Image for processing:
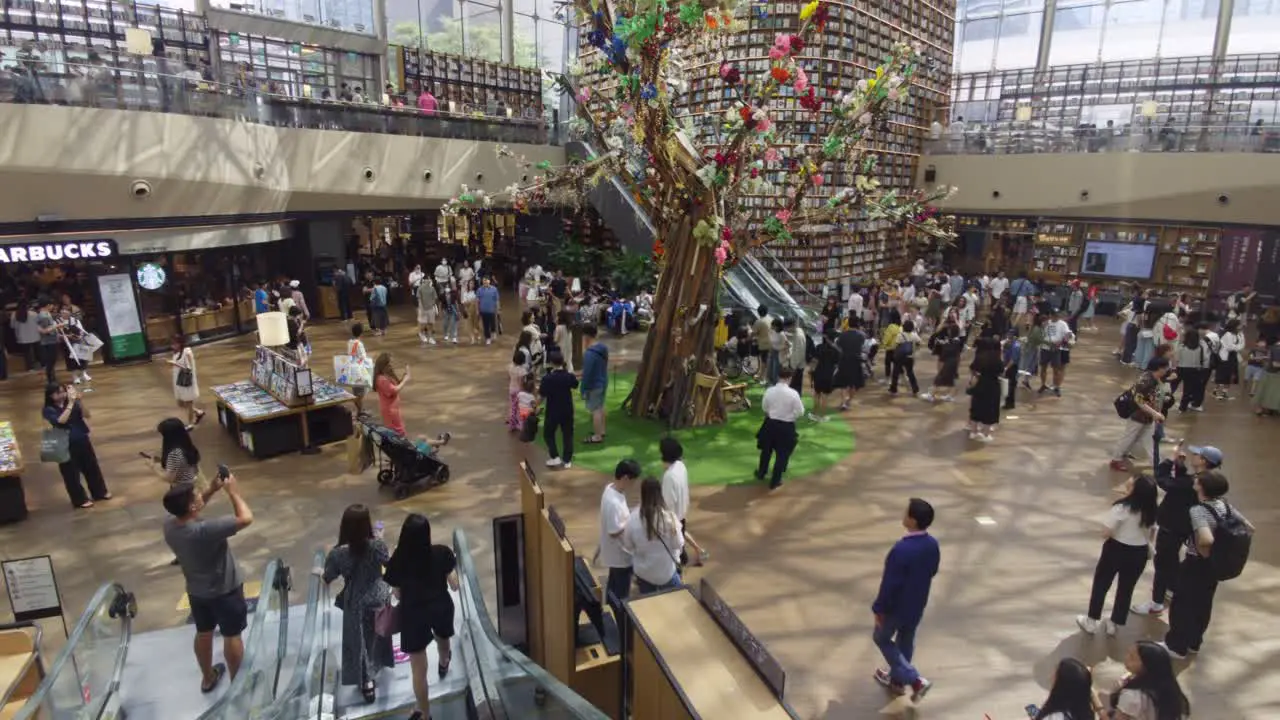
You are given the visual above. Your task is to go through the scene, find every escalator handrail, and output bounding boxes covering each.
[11,582,134,720]
[451,529,609,719]
[259,551,326,720]
[566,140,658,239]
[195,557,287,719]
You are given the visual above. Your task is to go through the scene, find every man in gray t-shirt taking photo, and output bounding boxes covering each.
[163,470,254,694]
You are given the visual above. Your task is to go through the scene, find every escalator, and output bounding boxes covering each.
[564,140,814,323]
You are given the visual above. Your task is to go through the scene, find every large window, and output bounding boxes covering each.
[210,0,375,35]
[217,33,378,99]
[954,0,1045,73]
[1228,0,1280,54]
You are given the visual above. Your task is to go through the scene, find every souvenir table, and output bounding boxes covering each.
[212,378,355,459]
[0,421,27,524]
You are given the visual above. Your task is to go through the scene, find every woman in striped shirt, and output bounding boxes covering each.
[151,417,202,488]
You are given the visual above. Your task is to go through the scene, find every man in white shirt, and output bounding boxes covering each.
[660,437,706,566]
[847,288,865,324]
[756,367,805,490]
[599,459,640,601]
[457,259,475,290]
[408,264,425,297]
[433,259,452,288]
[989,271,1009,303]
[1039,309,1074,397]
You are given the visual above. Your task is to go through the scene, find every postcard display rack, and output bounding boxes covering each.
[402,48,543,116]
[578,0,953,294]
[212,346,355,459]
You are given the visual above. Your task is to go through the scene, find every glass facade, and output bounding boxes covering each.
[217,32,378,98]
[955,0,1231,71]
[209,0,376,36]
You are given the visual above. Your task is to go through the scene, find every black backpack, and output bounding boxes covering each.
[1203,501,1252,581]
[1114,386,1137,419]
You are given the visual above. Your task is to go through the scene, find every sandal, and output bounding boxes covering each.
[583,436,604,444]
[361,680,376,703]
[438,654,451,678]
[194,410,206,425]
[201,663,226,693]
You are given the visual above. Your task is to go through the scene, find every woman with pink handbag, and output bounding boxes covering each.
[322,504,394,703]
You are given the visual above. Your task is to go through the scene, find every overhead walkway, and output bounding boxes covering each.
[12,533,604,720]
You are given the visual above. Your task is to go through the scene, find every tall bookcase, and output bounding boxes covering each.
[400,48,543,118]
[579,0,955,294]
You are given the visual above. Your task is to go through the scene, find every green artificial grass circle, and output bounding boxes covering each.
[568,372,855,485]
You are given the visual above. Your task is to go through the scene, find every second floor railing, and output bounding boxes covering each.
[924,123,1280,156]
[0,59,561,146]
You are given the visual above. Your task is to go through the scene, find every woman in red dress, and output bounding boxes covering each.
[373,353,410,436]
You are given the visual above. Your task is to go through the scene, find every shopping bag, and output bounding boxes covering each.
[333,355,373,387]
[374,603,400,637]
[82,332,104,353]
[40,428,71,464]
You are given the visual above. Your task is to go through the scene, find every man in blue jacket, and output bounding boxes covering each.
[580,325,609,443]
[872,497,940,702]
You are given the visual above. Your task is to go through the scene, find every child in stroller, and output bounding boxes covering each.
[364,420,452,499]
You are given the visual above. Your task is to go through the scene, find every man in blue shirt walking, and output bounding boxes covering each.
[872,497,940,702]
[580,325,609,444]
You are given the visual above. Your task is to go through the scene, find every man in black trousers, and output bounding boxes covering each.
[540,351,579,469]
[756,366,804,490]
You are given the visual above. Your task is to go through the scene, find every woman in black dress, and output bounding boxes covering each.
[811,329,842,419]
[967,337,1004,442]
[833,316,867,411]
[820,296,842,334]
[922,318,963,402]
[385,513,459,720]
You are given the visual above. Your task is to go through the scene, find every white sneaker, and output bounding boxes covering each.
[418,332,427,343]
[1076,615,1099,635]
[82,372,92,382]
[968,432,981,440]
[485,339,492,346]
[976,433,994,443]
[562,462,572,469]
[1131,601,1165,615]
[451,337,459,344]
[919,392,935,402]
[545,458,563,468]
[73,375,82,384]
[428,337,437,345]
[939,394,954,402]
[1103,619,1118,637]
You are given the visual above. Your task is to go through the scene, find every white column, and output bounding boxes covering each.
[1035,0,1057,73]
[501,0,515,64]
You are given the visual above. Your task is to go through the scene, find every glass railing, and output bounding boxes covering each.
[12,583,136,720]
[453,529,609,719]
[259,551,330,720]
[198,558,291,719]
[0,61,559,146]
[923,125,1280,156]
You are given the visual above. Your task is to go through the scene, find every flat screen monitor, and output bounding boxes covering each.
[1081,241,1156,279]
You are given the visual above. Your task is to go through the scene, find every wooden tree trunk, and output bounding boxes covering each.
[625,199,721,428]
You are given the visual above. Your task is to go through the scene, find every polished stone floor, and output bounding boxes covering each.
[1,306,1276,719]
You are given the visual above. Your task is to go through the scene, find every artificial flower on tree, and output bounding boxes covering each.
[443,0,956,427]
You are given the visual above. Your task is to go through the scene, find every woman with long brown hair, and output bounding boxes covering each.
[322,504,394,703]
[621,477,684,594]
[373,353,409,436]
[167,334,205,428]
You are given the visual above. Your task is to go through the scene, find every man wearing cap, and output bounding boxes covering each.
[1132,442,1222,615]
[1037,308,1074,397]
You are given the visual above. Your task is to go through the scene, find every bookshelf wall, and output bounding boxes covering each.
[578,0,956,294]
[400,47,543,117]
[0,0,209,69]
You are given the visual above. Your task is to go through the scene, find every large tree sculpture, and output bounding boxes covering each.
[443,0,956,427]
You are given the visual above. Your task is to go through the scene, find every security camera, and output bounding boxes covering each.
[130,180,152,198]
[1080,190,1089,200]
[1217,193,1229,205]
[522,174,529,182]
[253,164,265,180]
[423,170,433,182]
[362,167,375,182]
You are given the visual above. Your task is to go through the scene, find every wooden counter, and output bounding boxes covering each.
[625,588,796,720]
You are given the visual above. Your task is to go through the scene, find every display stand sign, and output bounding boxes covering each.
[3,555,68,634]
[97,273,147,359]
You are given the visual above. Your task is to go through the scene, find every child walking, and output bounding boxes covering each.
[507,350,529,432]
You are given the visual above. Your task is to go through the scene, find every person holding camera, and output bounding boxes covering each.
[42,381,111,509]
[163,467,254,694]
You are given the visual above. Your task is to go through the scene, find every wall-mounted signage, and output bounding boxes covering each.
[135,263,167,291]
[0,239,117,264]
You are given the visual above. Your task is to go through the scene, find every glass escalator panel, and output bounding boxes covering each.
[12,583,136,720]
[261,551,331,720]
[197,558,290,719]
[452,530,608,720]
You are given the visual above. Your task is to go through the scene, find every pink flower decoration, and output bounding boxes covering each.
[773,33,791,54]
[811,173,824,186]
[794,67,809,93]
[775,209,792,223]
[768,46,785,60]
[763,148,780,162]
[577,87,591,103]
[714,246,728,265]
[753,109,772,132]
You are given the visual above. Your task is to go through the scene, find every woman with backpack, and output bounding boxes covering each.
[1076,475,1157,637]
[1172,327,1209,412]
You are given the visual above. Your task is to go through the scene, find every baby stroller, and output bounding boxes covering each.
[358,417,451,499]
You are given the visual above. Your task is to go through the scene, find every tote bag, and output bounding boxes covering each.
[40,428,71,464]
[334,341,374,388]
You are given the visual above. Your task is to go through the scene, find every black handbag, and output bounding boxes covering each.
[176,368,194,388]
